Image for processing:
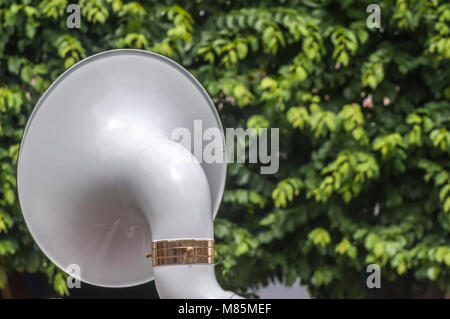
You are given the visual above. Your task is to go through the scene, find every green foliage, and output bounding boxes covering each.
[0,0,449,298]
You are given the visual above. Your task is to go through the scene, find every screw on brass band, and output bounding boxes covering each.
[149,239,215,266]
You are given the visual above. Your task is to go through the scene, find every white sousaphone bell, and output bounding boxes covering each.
[17,49,242,298]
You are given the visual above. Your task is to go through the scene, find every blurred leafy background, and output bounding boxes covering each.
[0,0,449,298]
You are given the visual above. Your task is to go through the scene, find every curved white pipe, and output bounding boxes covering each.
[122,137,241,298]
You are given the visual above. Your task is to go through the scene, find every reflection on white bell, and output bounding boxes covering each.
[17,49,241,298]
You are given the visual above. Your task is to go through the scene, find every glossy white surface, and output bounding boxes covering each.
[154,265,240,299]
[17,50,227,288]
[127,139,237,298]
[123,135,237,298]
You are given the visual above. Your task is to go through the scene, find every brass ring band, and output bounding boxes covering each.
[148,239,214,266]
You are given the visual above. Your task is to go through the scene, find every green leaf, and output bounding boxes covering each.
[406,113,422,124]
[335,238,351,254]
[53,273,69,296]
[308,228,331,247]
[262,27,274,45]
[20,65,33,83]
[4,189,15,205]
[374,242,385,257]
[236,42,248,59]
[427,266,440,281]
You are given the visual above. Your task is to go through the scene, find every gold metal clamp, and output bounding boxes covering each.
[145,239,214,266]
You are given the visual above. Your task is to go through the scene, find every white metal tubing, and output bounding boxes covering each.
[123,137,239,298]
